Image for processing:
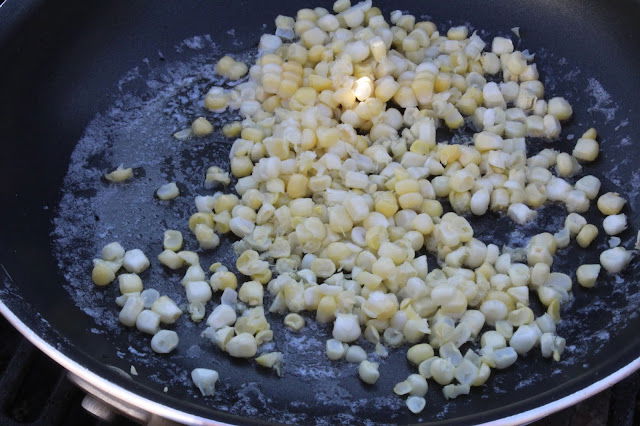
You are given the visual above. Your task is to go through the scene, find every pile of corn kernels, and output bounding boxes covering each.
[93,0,636,413]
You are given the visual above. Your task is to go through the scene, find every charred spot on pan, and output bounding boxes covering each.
[132,167,146,178]
[85,152,111,171]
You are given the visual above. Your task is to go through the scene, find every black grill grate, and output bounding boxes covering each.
[0,316,135,425]
[0,315,637,425]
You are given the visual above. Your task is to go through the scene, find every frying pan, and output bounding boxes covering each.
[1,0,640,424]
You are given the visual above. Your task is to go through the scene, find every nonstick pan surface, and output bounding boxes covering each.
[1,0,640,424]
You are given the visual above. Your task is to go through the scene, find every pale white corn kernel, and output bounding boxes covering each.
[104,165,133,182]
[333,0,350,13]
[158,250,184,270]
[530,263,550,287]
[123,249,150,273]
[226,333,258,358]
[186,281,213,304]
[195,224,220,249]
[259,34,282,53]
[229,217,255,238]
[565,190,589,213]
[555,153,575,177]
[483,82,506,108]
[101,242,125,261]
[358,360,380,384]
[495,320,514,339]
[238,281,264,306]
[119,295,144,327]
[207,304,237,329]
[554,227,570,249]
[252,325,272,347]
[565,213,587,236]
[118,274,143,294]
[481,52,501,74]
[302,27,328,47]
[191,368,219,396]
[406,396,426,414]
[470,189,490,215]
[547,97,573,120]
[220,288,237,307]
[509,325,538,355]
[343,6,365,28]
[178,251,199,266]
[188,302,206,322]
[602,214,627,236]
[333,314,361,342]
[572,138,599,162]
[157,182,180,200]
[136,309,161,335]
[255,352,283,376]
[490,347,518,369]
[439,343,463,366]
[163,230,183,251]
[454,359,479,385]
[597,192,626,216]
[345,345,368,363]
[394,380,412,396]
[491,37,514,54]
[405,373,428,396]
[141,289,160,308]
[326,338,348,360]
[151,330,179,354]
[173,128,192,141]
[576,264,600,288]
[600,247,633,273]
[546,178,572,202]
[203,326,231,350]
[284,313,306,331]
[460,310,485,337]
[407,343,435,365]
[403,319,430,343]
[575,175,601,200]
[481,330,506,349]
[430,358,455,385]
[151,296,183,324]
[495,253,512,273]
[535,313,556,334]
[507,203,536,225]
[317,14,339,31]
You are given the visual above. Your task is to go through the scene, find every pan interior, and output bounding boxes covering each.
[1,0,640,424]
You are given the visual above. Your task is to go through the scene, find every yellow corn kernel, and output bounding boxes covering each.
[215,55,235,76]
[309,74,332,91]
[222,122,242,138]
[439,144,461,165]
[213,194,239,214]
[398,193,423,210]
[421,199,443,217]
[286,174,309,198]
[231,156,253,177]
[375,192,399,217]
[241,127,264,143]
[293,87,317,106]
[434,73,452,92]
[278,79,299,99]
[188,212,214,232]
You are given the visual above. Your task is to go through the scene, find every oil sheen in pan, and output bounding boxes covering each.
[51,34,640,424]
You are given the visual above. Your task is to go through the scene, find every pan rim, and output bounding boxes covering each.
[1,299,639,425]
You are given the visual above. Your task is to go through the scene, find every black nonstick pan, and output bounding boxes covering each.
[1,0,640,424]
